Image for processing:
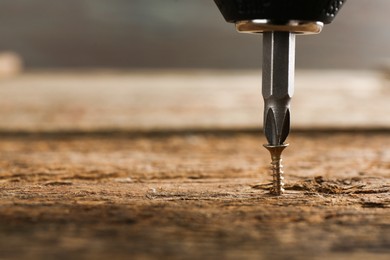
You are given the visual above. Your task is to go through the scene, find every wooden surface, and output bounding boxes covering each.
[0,132,389,259]
[0,70,389,131]
[0,70,389,259]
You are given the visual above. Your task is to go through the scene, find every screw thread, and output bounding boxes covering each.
[270,156,284,195]
[263,144,288,196]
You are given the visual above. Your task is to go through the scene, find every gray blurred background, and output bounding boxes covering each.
[0,0,389,70]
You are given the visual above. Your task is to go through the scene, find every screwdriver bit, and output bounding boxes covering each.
[262,31,294,147]
[214,0,346,195]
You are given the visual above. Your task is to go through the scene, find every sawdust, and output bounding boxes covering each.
[281,176,388,195]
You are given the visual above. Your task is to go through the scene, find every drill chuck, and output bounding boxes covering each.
[214,0,346,25]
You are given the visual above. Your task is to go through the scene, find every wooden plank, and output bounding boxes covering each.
[0,132,389,259]
[0,70,388,131]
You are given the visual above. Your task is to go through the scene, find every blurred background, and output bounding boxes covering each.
[0,0,389,131]
[0,0,389,70]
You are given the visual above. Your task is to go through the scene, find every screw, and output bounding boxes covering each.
[263,144,288,196]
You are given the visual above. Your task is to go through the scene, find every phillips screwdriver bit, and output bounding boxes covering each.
[214,0,346,195]
[262,31,294,147]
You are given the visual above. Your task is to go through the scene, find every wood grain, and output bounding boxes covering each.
[0,70,388,131]
[0,132,388,259]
